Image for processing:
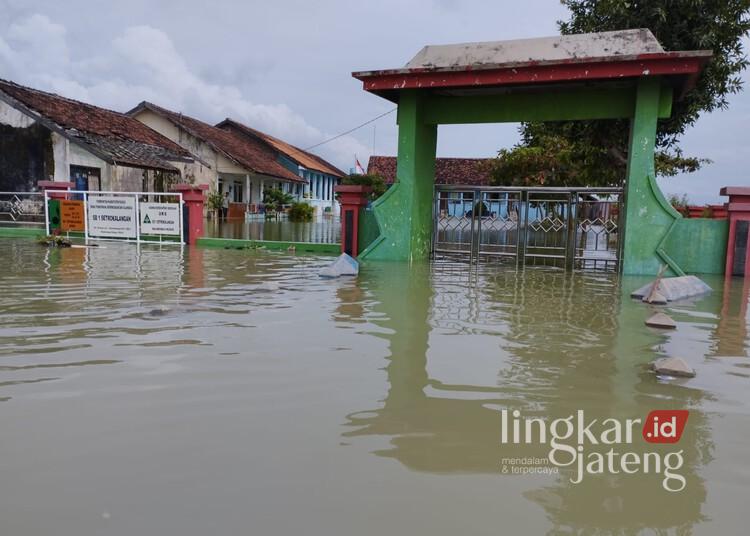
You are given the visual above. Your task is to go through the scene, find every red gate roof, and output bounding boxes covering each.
[353,30,711,103]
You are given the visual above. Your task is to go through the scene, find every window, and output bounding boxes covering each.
[234,182,243,203]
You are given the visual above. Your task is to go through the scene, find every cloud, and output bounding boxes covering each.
[0,14,367,170]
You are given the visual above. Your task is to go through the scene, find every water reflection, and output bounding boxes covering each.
[1,237,749,534]
[341,262,716,533]
[204,217,340,243]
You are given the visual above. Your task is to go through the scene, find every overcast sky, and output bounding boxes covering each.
[1,0,747,202]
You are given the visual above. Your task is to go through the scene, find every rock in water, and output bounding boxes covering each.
[631,276,711,302]
[642,291,667,305]
[651,357,695,378]
[645,312,677,329]
[320,253,359,278]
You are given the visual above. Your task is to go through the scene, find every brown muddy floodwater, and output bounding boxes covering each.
[1,237,749,535]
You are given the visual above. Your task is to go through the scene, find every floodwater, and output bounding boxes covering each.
[1,237,749,535]
[203,216,340,243]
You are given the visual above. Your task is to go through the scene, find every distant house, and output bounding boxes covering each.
[0,79,198,193]
[128,102,305,212]
[366,155,493,186]
[216,119,345,215]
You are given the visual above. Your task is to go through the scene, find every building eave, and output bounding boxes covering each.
[0,89,118,166]
[352,51,712,103]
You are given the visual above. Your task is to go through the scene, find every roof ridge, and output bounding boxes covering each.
[218,118,345,177]
[134,103,305,183]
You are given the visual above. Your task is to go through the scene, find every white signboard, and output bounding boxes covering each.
[87,195,137,238]
[140,202,181,236]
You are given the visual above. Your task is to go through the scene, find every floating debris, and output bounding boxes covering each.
[320,253,358,278]
[37,235,72,247]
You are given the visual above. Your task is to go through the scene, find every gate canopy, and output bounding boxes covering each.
[353,29,709,103]
[351,30,711,275]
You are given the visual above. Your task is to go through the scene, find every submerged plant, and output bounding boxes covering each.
[37,235,72,247]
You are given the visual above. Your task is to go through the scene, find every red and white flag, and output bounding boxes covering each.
[355,157,366,175]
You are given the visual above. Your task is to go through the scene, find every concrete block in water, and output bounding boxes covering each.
[645,312,676,329]
[642,291,667,305]
[631,276,711,302]
[320,253,359,278]
[651,357,696,378]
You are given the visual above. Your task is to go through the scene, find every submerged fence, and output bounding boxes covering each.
[433,185,623,271]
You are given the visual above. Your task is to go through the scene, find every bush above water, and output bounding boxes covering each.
[288,202,315,222]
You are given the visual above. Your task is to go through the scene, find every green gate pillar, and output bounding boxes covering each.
[359,91,437,262]
[622,78,682,275]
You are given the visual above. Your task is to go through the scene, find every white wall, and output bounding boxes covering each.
[132,109,219,189]
[0,99,35,128]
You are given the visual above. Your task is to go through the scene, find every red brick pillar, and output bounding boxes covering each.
[171,184,208,245]
[721,187,750,277]
[37,180,74,199]
[334,185,372,257]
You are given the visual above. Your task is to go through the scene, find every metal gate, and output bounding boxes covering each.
[433,186,622,271]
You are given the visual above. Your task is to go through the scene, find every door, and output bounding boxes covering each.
[70,166,101,199]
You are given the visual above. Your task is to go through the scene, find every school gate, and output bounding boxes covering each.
[433,185,622,271]
[352,30,711,275]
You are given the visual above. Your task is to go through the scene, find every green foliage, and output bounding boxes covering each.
[342,173,387,200]
[490,0,750,187]
[263,187,294,211]
[668,193,690,216]
[206,190,224,211]
[288,202,315,222]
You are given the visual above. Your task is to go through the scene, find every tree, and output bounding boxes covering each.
[263,187,293,211]
[341,173,388,200]
[490,0,750,187]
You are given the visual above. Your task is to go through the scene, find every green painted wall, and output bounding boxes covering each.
[358,207,380,254]
[197,237,340,255]
[358,78,724,275]
[659,218,728,274]
[622,79,682,275]
[0,226,44,238]
[359,91,437,262]
[424,85,672,124]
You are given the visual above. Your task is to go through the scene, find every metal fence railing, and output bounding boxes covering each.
[434,185,623,272]
[0,191,45,227]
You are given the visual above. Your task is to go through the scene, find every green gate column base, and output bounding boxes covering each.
[622,79,682,276]
[358,91,437,262]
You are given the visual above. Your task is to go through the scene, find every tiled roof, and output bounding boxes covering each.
[0,79,194,172]
[216,119,345,178]
[130,103,304,183]
[367,155,493,186]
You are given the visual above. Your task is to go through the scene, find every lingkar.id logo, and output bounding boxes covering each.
[501,409,689,492]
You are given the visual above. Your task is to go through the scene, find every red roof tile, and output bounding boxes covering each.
[0,79,193,171]
[216,119,345,178]
[367,155,493,186]
[130,102,305,183]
